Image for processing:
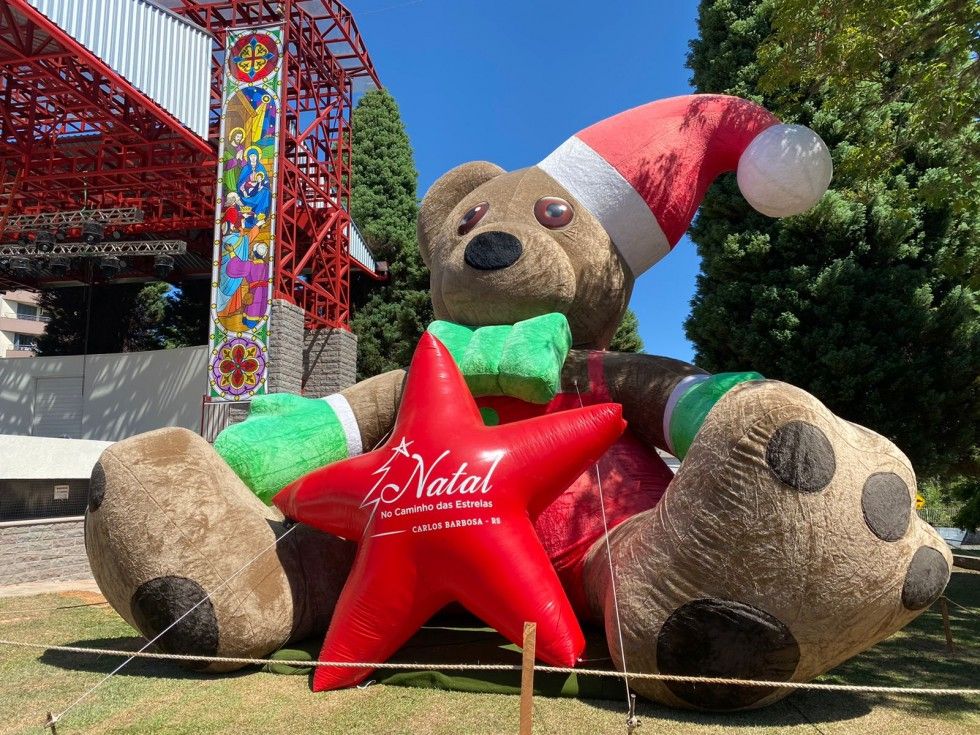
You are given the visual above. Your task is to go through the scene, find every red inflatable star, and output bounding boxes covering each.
[274,332,626,691]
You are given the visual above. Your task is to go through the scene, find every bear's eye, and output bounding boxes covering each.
[458,202,490,235]
[534,197,574,229]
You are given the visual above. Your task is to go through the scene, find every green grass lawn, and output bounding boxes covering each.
[0,571,977,735]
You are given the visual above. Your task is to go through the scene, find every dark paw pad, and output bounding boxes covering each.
[657,598,800,710]
[88,461,107,512]
[861,472,911,541]
[765,421,836,493]
[901,547,950,611]
[130,576,219,669]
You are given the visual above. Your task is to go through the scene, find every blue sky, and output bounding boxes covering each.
[349,0,701,363]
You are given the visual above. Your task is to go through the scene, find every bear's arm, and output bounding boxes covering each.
[214,370,407,503]
[561,349,707,457]
[337,368,406,452]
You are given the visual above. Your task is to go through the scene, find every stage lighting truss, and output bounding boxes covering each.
[0,240,187,258]
[1,208,144,233]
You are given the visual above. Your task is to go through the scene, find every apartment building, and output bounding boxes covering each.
[0,290,47,357]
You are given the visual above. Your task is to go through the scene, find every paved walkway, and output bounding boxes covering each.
[0,578,100,598]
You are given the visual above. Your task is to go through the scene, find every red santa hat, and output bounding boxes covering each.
[537,94,833,276]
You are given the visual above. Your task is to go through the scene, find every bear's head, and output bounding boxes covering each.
[416,95,833,350]
[418,162,632,350]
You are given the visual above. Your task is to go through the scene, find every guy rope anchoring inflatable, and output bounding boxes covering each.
[78,94,955,719]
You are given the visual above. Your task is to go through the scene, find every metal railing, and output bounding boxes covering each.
[348,220,377,273]
[918,507,964,529]
[200,397,251,443]
[14,311,49,323]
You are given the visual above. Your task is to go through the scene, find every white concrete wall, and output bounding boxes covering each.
[0,345,208,440]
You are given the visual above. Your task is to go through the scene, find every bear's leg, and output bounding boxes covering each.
[583,380,951,710]
[85,428,355,672]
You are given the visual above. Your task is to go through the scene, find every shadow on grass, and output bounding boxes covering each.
[590,692,873,727]
[38,636,256,681]
[36,573,979,723]
[592,570,980,723]
[809,570,980,718]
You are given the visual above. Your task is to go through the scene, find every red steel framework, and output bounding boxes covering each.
[0,0,381,329]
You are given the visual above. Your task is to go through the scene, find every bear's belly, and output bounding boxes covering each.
[476,393,674,619]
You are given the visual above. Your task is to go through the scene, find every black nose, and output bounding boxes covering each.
[464,231,523,270]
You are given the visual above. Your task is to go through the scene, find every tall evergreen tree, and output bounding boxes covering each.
[348,89,431,379]
[608,308,644,353]
[686,0,978,517]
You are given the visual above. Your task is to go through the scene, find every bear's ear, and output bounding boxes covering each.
[417,161,505,266]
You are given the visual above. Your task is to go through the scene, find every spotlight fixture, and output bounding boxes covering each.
[9,256,31,277]
[99,255,124,279]
[153,253,174,280]
[35,231,56,253]
[55,229,68,241]
[81,220,104,245]
[18,232,32,246]
[48,256,70,276]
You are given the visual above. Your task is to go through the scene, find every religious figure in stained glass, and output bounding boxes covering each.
[237,147,272,222]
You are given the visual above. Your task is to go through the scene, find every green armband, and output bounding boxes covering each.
[427,312,572,404]
[666,371,763,460]
[214,392,361,504]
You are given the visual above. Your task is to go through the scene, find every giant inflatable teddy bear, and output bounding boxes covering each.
[85,95,952,710]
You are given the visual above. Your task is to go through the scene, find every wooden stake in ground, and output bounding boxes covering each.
[520,622,536,735]
[939,597,955,654]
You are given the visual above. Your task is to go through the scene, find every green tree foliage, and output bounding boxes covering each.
[161,279,211,348]
[686,0,979,525]
[608,308,644,353]
[758,0,979,198]
[36,281,169,355]
[349,89,432,379]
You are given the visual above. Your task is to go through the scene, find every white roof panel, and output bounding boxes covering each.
[0,435,111,480]
[27,0,213,140]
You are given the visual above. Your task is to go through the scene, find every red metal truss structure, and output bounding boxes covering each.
[0,0,381,329]
[0,1,216,240]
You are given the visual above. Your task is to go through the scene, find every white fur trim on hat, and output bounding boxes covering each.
[538,136,670,276]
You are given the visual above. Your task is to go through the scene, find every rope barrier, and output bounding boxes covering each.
[31,524,298,730]
[942,595,976,615]
[18,426,398,733]
[1,638,978,697]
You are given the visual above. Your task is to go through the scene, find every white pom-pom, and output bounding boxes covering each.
[736,124,833,218]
